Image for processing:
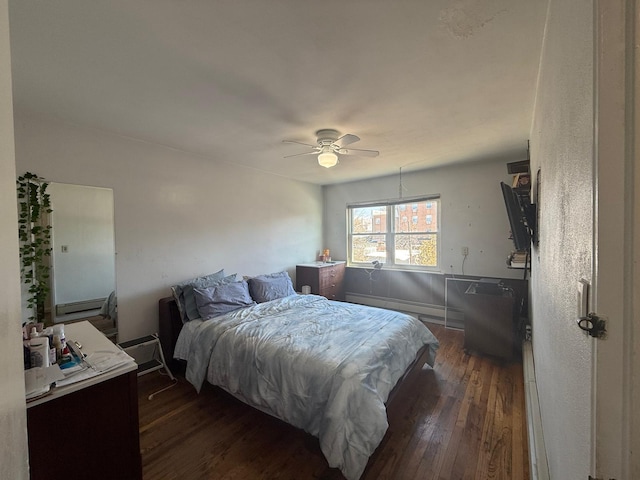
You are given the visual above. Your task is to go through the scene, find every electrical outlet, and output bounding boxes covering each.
[461,246,469,256]
[61,245,69,253]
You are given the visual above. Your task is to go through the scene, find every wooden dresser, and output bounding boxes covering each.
[296,261,345,301]
[26,321,141,480]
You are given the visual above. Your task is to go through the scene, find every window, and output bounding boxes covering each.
[348,196,440,269]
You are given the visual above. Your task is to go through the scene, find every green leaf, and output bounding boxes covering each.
[16,171,52,314]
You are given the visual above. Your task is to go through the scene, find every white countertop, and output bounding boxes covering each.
[297,261,345,268]
[26,321,137,408]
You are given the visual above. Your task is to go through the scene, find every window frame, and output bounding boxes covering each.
[347,195,441,271]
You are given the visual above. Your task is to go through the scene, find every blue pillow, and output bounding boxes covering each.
[248,271,296,303]
[183,273,237,321]
[194,280,255,318]
[170,269,227,322]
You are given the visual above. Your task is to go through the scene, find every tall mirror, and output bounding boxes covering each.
[48,183,117,341]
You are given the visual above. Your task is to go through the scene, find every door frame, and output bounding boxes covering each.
[592,0,636,478]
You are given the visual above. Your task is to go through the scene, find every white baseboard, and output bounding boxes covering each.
[523,341,550,480]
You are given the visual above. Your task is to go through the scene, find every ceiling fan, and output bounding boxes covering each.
[283,129,379,168]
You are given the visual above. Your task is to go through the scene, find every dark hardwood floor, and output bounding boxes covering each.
[137,324,529,480]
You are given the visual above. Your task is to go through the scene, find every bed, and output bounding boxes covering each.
[158,273,439,480]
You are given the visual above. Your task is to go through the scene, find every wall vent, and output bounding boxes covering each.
[55,297,105,316]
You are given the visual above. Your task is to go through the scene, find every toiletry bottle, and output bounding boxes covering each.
[30,337,50,368]
[53,324,66,351]
[53,335,62,362]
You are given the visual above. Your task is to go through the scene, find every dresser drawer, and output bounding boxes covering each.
[320,283,342,300]
[296,262,345,301]
[319,265,344,288]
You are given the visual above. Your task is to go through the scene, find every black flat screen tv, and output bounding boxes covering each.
[500,181,531,251]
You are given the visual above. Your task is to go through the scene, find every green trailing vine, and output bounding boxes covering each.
[17,172,53,323]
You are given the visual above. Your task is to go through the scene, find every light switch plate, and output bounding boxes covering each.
[577,278,590,318]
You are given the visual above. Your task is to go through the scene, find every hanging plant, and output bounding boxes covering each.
[17,172,53,323]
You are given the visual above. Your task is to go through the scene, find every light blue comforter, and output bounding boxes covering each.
[185,294,439,480]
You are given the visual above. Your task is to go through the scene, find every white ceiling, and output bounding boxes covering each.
[8,0,548,185]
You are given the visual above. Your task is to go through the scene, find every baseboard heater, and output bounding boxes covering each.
[522,341,550,480]
[56,297,105,316]
[344,293,464,326]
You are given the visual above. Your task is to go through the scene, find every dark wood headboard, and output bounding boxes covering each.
[158,296,184,371]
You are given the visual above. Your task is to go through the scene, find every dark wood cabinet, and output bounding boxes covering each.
[296,262,345,301]
[26,322,141,480]
[463,282,516,359]
[27,371,141,480]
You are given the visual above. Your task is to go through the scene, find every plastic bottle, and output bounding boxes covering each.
[30,337,50,368]
[53,335,62,362]
[53,324,66,351]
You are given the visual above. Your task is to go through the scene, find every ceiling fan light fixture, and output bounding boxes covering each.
[318,151,338,168]
[283,130,377,167]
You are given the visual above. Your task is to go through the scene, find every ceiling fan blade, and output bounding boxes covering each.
[282,140,318,149]
[283,151,319,158]
[338,147,379,157]
[333,134,360,148]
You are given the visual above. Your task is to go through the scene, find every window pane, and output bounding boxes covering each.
[348,198,439,269]
[394,234,438,266]
[351,207,387,234]
[426,201,438,232]
[395,201,438,233]
[351,235,387,263]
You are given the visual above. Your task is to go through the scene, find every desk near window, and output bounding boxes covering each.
[463,282,516,360]
[26,321,142,480]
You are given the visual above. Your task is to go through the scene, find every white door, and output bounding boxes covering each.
[592,1,637,478]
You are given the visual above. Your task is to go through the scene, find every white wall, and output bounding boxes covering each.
[323,158,527,280]
[529,0,593,478]
[0,0,29,476]
[13,112,323,341]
